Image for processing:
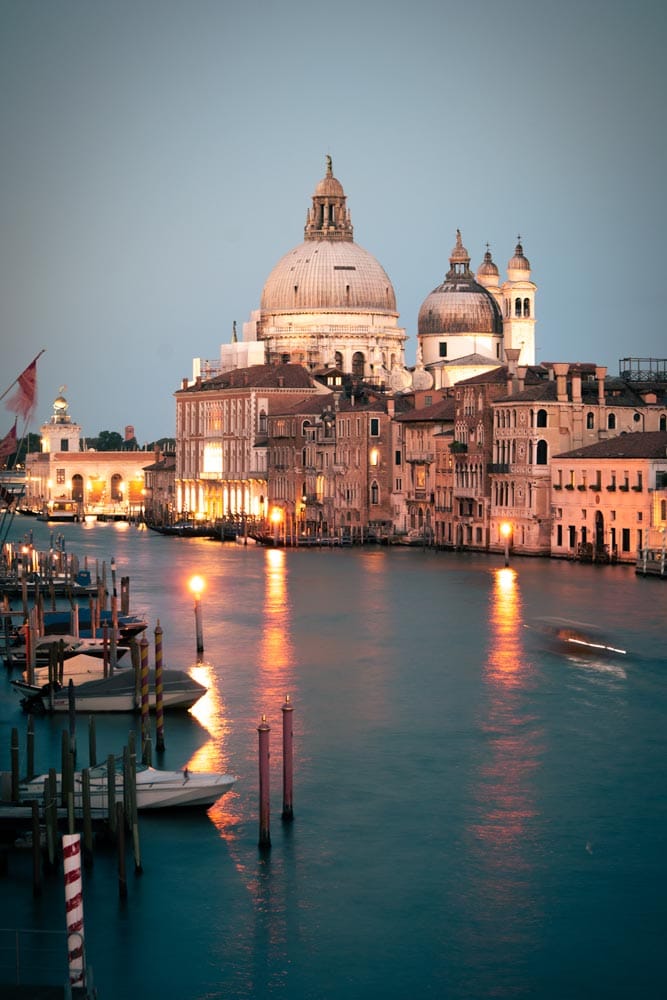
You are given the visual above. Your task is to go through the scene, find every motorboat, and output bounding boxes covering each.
[41,608,147,638]
[525,617,627,656]
[13,667,207,713]
[18,762,237,810]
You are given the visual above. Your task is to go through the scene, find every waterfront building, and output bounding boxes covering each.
[174,363,328,522]
[550,431,667,563]
[142,449,176,524]
[392,395,455,543]
[266,383,395,541]
[24,392,149,518]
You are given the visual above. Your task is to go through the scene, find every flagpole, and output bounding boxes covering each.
[0,349,46,404]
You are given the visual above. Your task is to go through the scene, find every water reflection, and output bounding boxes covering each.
[462,567,543,992]
[257,549,295,711]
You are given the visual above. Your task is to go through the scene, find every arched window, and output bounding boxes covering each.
[370,481,379,505]
[586,412,595,429]
[523,298,530,317]
[660,414,666,431]
[515,297,522,318]
[111,474,123,502]
[334,351,343,370]
[258,410,267,433]
[608,413,616,430]
[352,352,365,377]
[536,440,548,465]
[536,409,548,428]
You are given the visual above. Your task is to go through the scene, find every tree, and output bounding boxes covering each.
[91,430,124,451]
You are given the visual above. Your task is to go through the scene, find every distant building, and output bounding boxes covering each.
[25,392,149,517]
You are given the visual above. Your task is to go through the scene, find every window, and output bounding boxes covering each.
[515,297,522,317]
[523,298,530,318]
[370,418,380,437]
[536,409,547,428]
[370,481,379,505]
[56,469,66,484]
[536,440,548,465]
[439,342,447,358]
[586,412,594,429]
[608,413,616,430]
[621,528,630,552]
[395,450,401,465]
[60,439,69,452]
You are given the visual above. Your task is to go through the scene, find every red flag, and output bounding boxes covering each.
[5,357,38,420]
[0,420,17,459]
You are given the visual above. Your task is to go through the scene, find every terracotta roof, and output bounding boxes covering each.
[555,431,667,460]
[191,363,320,392]
[395,398,456,423]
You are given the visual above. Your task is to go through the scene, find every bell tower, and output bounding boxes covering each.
[501,239,536,365]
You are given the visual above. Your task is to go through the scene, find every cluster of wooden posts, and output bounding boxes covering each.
[4,716,143,900]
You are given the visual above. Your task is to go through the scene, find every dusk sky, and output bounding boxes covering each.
[2,0,665,444]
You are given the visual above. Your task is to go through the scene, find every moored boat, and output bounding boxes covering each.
[13,667,207,713]
[18,762,236,810]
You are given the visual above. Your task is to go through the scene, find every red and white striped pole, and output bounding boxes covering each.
[62,832,85,990]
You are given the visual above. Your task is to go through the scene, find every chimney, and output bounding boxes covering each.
[571,371,582,403]
[595,366,607,404]
[517,366,527,392]
[505,348,520,376]
[387,397,395,418]
[553,363,569,402]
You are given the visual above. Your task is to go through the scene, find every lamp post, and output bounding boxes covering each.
[500,521,512,567]
[270,507,282,547]
[189,575,205,654]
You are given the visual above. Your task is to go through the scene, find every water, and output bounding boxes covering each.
[1,518,666,999]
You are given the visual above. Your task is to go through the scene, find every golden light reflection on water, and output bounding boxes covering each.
[464,567,543,961]
[186,662,240,837]
[257,548,294,711]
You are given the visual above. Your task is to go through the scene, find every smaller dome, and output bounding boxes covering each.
[477,247,499,277]
[508,240,530,271]
[315,175,345,198]
[53,395,68,412]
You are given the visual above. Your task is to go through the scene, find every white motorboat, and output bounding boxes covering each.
[12,667,207,713]
[525,617,627,656]
[19,762,237,810]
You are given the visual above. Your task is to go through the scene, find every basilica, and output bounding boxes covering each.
[194,156,537,390]
[174,158,667,561]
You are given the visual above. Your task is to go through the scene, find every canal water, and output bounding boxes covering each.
[1,518,666,999]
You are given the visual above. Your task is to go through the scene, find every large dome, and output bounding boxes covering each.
[261,156,396,315]
[418,230,503,336]
[261,240,397,313]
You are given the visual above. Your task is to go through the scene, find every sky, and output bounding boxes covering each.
[1,0,665,444]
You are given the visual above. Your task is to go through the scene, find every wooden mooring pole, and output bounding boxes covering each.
[257,715,271,849]
[281,695,294,822]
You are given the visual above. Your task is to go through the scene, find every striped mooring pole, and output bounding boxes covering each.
[62,833,86,990]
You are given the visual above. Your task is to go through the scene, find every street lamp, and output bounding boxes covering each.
[270,507,282,546]
[500,522,512,567]
[189,575,205,654]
